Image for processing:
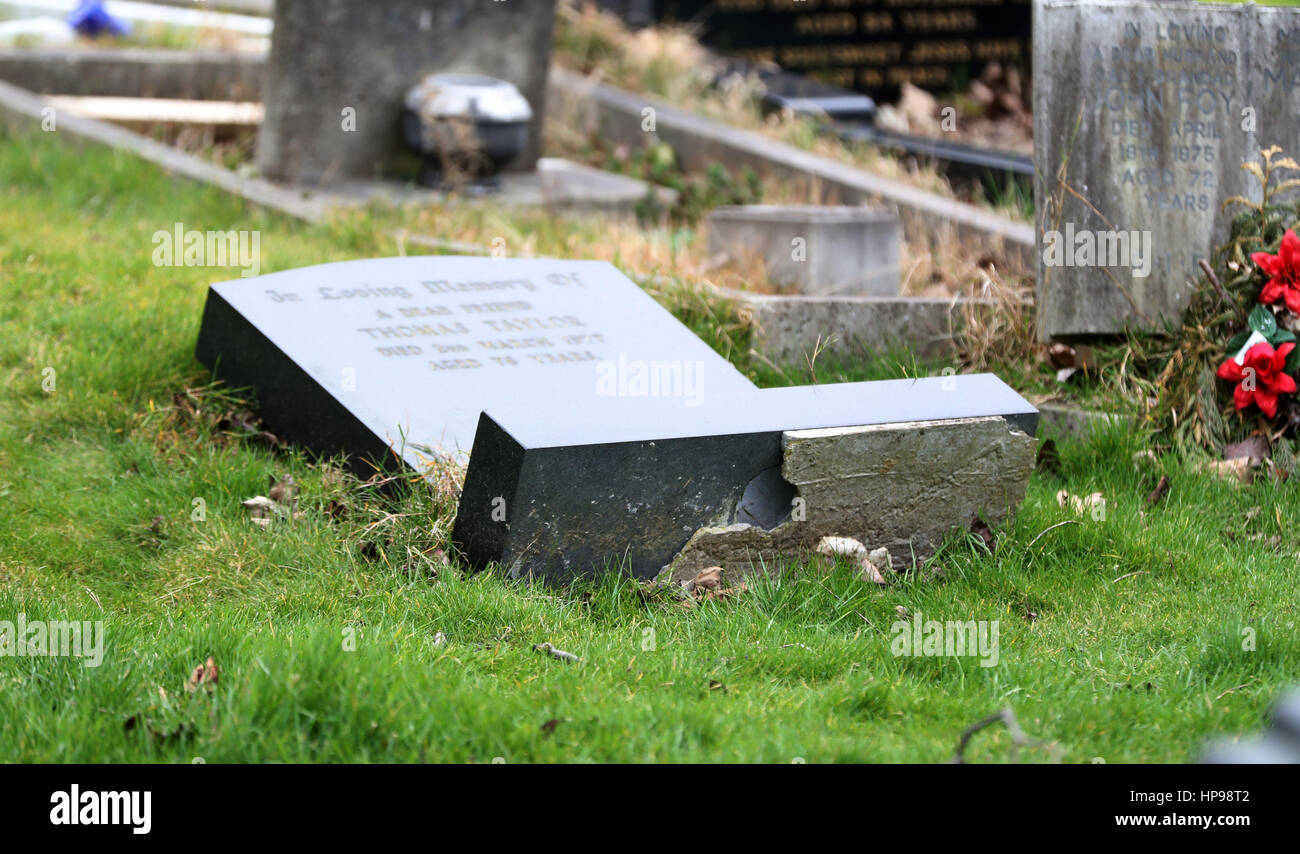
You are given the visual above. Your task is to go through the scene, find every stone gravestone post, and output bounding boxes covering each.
[256,0,556,185]
[1034,0,1300,341]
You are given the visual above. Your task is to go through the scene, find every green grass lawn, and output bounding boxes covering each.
[1,131,1296,763]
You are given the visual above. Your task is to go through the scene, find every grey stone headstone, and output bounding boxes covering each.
[1034,0,1300,340]
[194,256,757,468]
[453,376,1038,583]
[256,0,556,184]
[707,205,901,297]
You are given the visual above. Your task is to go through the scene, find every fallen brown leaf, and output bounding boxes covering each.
[969,515,997,553]
[703,581,748,601]
[1036,438,1062,475]
[186,656,218,692]
[682,566,723,596]
[1196,457,1254,485]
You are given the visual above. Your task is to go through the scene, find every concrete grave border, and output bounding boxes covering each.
[0,47,266,101]
[0,75,666,221]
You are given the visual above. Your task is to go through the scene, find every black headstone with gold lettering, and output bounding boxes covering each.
[609,0,1030,100]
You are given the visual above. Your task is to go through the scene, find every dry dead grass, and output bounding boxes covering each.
[955,265,1037,372]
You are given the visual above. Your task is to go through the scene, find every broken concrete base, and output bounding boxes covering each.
[665,415,1037,581]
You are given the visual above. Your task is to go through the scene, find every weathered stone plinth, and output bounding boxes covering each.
[707,205,901,296]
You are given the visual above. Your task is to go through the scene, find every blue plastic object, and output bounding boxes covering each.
[67,1,130,38]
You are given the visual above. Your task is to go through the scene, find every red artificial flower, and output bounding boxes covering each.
[1253,229,1300,314]
[1217,340,1297,418]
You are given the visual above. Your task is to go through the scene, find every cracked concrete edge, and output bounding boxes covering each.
[0,47,267,101]
[663,415,1037,583]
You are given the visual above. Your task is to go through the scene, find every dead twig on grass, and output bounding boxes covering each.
[949,707,1061,764]
[1145,475,1171,507]
[533,642,580,664]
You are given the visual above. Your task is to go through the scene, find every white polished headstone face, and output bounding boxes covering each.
[196,256,758,467]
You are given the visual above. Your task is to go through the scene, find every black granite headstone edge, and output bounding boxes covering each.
[453,413,529,570]
[453,410,784,581]
[195,287,396,475]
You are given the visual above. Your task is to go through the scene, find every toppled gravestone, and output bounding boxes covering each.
[195,256,1040,586]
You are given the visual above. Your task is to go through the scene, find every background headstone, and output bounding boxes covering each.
[257,0,556,184]
[598,0,1031,101]
[1035,0,1300,341]
[195,257,757,469]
